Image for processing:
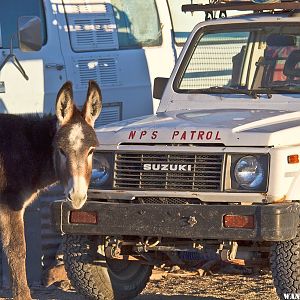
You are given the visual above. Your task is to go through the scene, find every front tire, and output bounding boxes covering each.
[270,233,300,299]
[63,235,152,300]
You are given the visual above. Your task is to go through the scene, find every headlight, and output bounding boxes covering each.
[234,156,264,189]
[90,153,113,188]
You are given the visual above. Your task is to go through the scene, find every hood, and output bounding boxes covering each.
[96,109,300,147]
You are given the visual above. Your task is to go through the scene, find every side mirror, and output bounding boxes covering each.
[153,77,169,99]
[18,16,42,52]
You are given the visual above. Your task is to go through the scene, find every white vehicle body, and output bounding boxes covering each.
[53,3,300,300]
[0,0,244,121]
[93,13,300,205]
[1,0,250,287]
[0,0,177,123]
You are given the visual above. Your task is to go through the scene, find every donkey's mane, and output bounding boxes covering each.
[0,113,56,127]
[0,113,58,209]
[19,112,54,119]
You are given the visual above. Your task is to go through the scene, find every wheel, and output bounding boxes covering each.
[270,232,300,299]
[63,235,153,300]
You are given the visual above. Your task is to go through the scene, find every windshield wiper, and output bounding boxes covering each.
[0,36,29,81]
[186,86,256,98]
[262,85,300,94]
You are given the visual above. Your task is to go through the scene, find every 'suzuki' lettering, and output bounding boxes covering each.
[143,164,192,171]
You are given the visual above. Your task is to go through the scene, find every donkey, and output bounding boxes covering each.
[0,80,102,300]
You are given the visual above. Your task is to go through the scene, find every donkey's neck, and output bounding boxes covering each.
[26,116,58,190]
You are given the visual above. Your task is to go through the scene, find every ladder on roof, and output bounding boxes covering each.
[182,1,300,14]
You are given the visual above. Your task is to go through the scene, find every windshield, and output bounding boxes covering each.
[175,25,300,95]
[0,0,46,49]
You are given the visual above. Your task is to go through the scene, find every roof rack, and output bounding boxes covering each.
[182,1,300,14]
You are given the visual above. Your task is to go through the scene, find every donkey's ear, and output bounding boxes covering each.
[56,81,74,126]
[82,80,102,127]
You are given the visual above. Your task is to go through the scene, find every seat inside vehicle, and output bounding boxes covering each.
[262,33,298,85]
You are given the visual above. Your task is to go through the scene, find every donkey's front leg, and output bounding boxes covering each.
[0,207,32,300]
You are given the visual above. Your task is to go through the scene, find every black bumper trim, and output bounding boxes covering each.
[52,201,300,242]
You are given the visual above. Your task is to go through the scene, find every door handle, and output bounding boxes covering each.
[45,63,65,71]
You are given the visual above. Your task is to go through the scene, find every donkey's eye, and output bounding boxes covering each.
[59,148,66,157]
[88,148,95,156]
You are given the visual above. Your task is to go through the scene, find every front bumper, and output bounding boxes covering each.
[52,200,300,242]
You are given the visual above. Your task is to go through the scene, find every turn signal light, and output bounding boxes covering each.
[70,211,98,224]
[288,155,299,164]
[223,215,254,229]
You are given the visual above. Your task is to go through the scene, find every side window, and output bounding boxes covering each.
[111,0,162,48]
[63,0,161,52]
[167,0,203,46]
[0,0,46,49]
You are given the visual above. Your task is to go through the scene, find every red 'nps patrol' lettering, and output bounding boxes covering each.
[171,130,221,141]
[151,131,158,139]
[128,130,158,140]
[128,130,221,141]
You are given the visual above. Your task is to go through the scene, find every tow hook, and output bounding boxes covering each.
[219,241,238,261]
[187,216,198,227]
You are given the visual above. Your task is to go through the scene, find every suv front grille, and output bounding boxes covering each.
[135,197,201,205]
[114,153,224,192]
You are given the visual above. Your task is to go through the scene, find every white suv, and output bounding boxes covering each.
[53,2,300,299]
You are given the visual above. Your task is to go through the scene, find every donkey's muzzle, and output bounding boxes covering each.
[66,192,87,210]
[66,176,89,209]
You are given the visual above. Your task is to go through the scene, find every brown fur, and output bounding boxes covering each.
[42,264,69,288]
[0,81,102,300]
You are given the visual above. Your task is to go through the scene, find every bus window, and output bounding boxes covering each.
[112,0,162,48]
[168,0,207,46]
[0,0,46,49]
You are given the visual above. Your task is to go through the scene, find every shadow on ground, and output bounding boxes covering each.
[138,296,226,300]
[0,288,229,300]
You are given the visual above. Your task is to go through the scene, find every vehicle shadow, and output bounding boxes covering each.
[0,289,229,300]
[34,293,226,300]
[137,296,226,300]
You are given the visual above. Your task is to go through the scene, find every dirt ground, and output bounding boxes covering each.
[0,267,279,300]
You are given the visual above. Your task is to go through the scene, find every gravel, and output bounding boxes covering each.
[0,268,279,300]
[140,271,279,300]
